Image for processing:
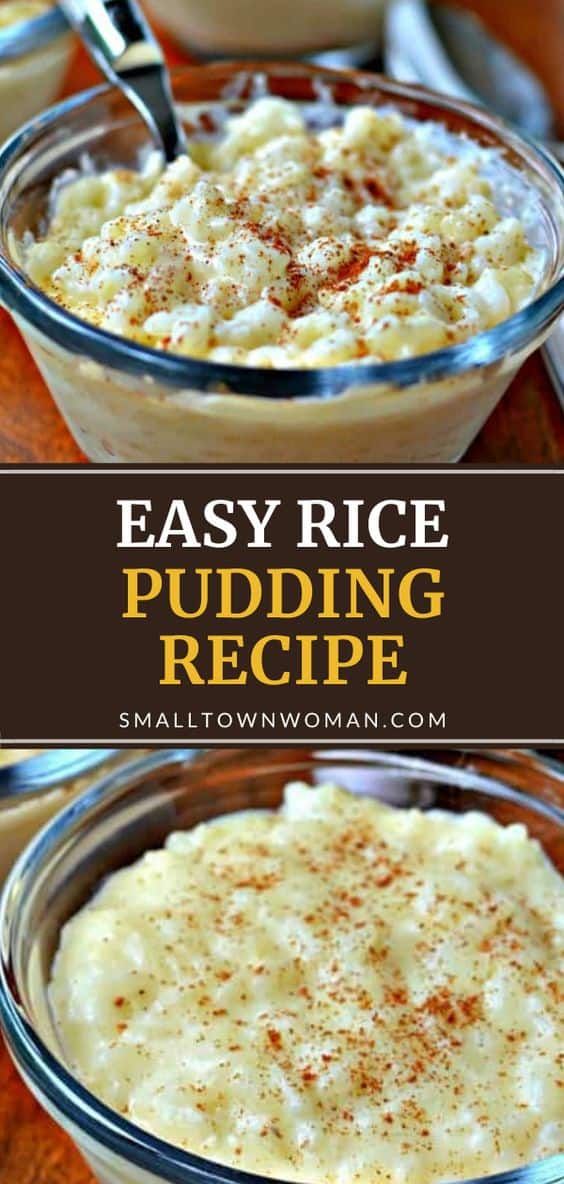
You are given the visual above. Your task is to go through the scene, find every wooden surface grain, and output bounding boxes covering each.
[0,1041,93,1183]
[0,3,562,464]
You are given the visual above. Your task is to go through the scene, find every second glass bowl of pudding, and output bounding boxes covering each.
[0,63,562,463]
[0,748,563,1184]
[0,2,73,144]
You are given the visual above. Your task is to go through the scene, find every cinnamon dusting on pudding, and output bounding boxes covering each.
[25,98,543,368]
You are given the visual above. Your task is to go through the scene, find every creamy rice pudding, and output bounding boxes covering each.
[0,1,72,143]
[26,98,544,369]
[0,750,133,881]
[50,782,563,1184]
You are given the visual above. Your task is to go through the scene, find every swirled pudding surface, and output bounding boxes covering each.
[26,98,544,368]
[49,783,563,1183]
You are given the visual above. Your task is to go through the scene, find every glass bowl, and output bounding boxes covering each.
[144,0,386,59]
[0,747,563,1184]
[0,4,73,145]
[0,63,563,463]
[0,747,128,882]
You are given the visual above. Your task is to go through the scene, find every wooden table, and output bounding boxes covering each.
[0,1049,92,1183]
[0,2,562,464]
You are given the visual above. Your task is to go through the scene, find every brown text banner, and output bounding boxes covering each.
[0,467,561,744]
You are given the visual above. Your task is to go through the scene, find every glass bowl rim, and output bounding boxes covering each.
[0,746,563,1184]
[0,5,68,62]
[0,63,563,400]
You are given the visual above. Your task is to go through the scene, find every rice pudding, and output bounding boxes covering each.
[50,782,564,1183]
[26,98,544,369]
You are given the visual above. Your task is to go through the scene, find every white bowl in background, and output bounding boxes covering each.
[145,0,386,57]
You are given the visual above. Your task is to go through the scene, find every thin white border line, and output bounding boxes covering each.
[0,468,562,476]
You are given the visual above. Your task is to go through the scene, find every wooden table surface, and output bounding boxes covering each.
[0,2,562,464]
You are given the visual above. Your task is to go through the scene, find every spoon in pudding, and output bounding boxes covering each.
[57,0,187,162]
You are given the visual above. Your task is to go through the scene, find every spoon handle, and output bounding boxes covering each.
[57,0,187,161]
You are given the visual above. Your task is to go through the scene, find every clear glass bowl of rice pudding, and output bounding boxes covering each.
[0,747,562,1184]
[0,2,72,144]
[0,64,562,463]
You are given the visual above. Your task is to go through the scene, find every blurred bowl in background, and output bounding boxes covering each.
[0,2,73,144]
[144,0,387,59]
[0,748,134,882]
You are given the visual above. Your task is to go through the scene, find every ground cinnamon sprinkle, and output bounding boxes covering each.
[301,1067,318,1083]
[330,244,372,291]
[385,987,409,1006]
[267,1028,282,1049]
[30,94,544,368]
[383,277,424,296]
[364,177,394,206]
[420,989,483,1028]
[394,242,419,267]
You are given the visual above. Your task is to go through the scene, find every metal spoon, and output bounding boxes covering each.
[57,0,187,161]
[385,0,564,408]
